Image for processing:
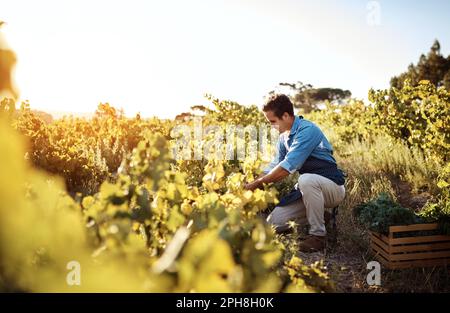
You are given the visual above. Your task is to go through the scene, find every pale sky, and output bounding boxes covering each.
[1,0,449,118]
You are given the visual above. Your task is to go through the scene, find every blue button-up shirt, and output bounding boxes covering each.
[265,115,339,173]
[264,116,345,206]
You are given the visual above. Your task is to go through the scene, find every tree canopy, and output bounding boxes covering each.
[390,40,450,90]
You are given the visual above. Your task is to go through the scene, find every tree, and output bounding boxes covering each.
[390,40,450,90]
[95,103,121,119]
[272,81,351,113]
[32,110,54,123]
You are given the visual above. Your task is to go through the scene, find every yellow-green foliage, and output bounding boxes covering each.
[305,99,381,151]
[369,80,450,162]
[0,116,331,292]
[2,29,449,292]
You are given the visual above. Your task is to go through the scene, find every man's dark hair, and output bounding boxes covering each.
[262,94,294,118]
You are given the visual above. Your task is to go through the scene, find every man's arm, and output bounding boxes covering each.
[244,123,324,191]
[277,124,323,174]
[244,165,289,191]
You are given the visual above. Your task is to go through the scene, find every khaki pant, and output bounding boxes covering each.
[267,173,345,236]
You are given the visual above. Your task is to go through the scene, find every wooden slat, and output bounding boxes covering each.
[372,243,392,261]
[390,235,450,245]
[380,233,391,243]
[389,223,439,233]
[371,231,381,239]
[371,231,390,245]
[370,231,391,243]
[371,225,450,269]
[389,250,450,261]
[370,234,390,253]
[372,249,390,267]
[391,242,450,253]
[387,258,450,269]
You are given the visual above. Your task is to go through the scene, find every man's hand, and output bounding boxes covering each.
[244,166,290,191]
[244,180,261,191]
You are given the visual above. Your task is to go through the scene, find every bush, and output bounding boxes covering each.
[369,80,450,162]
[353,193,424,235]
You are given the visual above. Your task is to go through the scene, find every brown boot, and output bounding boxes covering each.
[299,235,326,253]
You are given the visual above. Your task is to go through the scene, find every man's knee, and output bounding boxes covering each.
[266,204,307,233]
[298,173,318,190]
[266,207,286,227]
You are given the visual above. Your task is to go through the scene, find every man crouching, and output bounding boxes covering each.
[244,94,346,253]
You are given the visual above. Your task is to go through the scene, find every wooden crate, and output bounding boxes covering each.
[370,223,450,269]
